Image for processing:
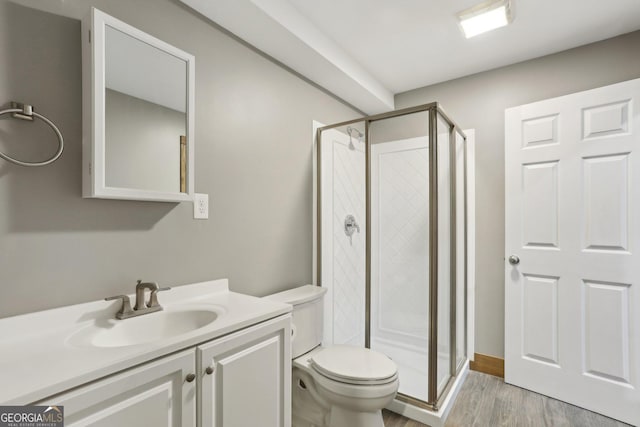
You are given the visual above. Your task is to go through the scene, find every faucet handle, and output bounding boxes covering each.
[105,295,134,318]
[148,287,171,308]
[136,280,159,291]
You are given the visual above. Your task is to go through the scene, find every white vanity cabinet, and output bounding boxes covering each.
[33,314,291,427]
[197,315,291,427]
[36,349,196,426]
[0,280,294,426]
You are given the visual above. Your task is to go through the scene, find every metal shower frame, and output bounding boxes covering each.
[316,102,468,410]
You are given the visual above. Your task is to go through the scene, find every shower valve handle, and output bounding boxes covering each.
[344,215,360,246]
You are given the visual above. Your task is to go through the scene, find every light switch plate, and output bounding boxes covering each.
[193,193,209,219]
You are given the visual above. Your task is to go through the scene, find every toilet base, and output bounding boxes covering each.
[291,347,398,427]
[329,406,384,427]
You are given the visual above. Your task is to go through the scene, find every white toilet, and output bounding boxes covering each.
[266,285,399,427]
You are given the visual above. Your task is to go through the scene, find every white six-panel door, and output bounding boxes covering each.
[505,78,640,426]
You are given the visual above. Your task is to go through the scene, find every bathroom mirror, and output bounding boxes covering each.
[82,8,195,202]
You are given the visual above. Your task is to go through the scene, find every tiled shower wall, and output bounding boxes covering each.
[325,136,431,349]
[330,140,366,346]
[371,139,430,350]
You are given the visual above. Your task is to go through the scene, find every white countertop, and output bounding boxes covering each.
[0,279,291,404]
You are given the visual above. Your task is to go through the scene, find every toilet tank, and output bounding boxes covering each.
[265,285,327,358]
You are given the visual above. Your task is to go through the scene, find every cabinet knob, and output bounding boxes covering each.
[205,366,214,375]
[186,373,196,383]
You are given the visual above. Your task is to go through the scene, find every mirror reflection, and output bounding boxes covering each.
[104,25,188,193]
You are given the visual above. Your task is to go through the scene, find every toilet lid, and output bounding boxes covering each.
[309,345,397,384]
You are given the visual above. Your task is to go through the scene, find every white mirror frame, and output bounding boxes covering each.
[82,8,195,202]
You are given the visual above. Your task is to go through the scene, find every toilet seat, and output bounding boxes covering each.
[309,345,398,386]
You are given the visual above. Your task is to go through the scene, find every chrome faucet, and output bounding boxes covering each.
[105,280,171,320]
[135,280,159,310]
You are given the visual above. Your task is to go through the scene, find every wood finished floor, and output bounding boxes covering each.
[383,371,632,427]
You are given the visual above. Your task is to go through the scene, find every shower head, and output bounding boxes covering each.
[346,126,363,150]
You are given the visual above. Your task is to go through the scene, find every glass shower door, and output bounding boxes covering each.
[434,113,452,398]
[369,111,431,402]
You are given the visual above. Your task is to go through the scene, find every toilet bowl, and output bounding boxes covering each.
[294,346,398,427]
[265,285,399,427]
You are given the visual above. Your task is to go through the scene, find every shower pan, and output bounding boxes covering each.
[316,103,469,425]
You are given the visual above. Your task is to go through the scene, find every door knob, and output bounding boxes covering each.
[186,373,196,383]
[205,366,215,375]
[508,255,520,265]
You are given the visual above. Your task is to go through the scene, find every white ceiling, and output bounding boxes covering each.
[288,0,640,93]
[184,0,640,113]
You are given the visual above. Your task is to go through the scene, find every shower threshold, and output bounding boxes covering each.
[387,361,469,427]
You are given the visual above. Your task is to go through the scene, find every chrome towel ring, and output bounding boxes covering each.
[0,101,64,167]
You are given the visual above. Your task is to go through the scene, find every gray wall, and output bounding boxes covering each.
[105,89,185,193]
[369,111,429,144]
[396,30,640,358]
[0,0,358,318]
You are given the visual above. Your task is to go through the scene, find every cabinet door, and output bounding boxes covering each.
[197,315,291,427]
[36,350,196,427]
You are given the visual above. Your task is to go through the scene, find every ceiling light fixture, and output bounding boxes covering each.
[457,0,513,39]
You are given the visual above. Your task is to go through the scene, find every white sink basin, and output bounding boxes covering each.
[68,306,223,348]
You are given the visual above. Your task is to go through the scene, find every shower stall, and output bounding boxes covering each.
[316,103,469,422]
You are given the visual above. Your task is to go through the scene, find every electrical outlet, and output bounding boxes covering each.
[193,193,209,219]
